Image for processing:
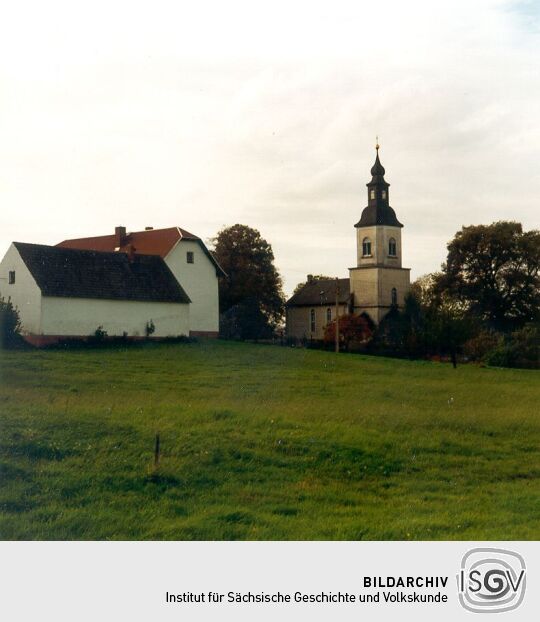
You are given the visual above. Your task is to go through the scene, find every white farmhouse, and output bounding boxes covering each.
[0,242,191,346]
[57,226,224,337]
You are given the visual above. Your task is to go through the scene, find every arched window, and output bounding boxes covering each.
[370,189,375,200]
[391,288,397,306]
[382,190,387,200]
[310,308,316,332]
[362,238,372,256]
[388,237,397,256]
[326,308,332,324]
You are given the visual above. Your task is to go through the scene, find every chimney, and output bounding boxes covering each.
[115,226,127,247]
[145,226,153,231]
[307,274,314,283]
[125,243,135,262]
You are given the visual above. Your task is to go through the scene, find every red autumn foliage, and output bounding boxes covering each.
[323,313,373,350]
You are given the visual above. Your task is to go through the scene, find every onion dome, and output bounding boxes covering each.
[370,151,386,179]
[355,143,403,228]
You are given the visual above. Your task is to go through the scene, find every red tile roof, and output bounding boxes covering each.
[57,226,225,276]
[58,226,193,258]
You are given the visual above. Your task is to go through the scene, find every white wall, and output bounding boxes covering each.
[0,244,42,334]
[41,296,189,337]
[165,239,219,334]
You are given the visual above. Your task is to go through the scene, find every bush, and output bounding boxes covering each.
[485,324,539,369]
[463,330,503,362]
[0,297,23,349]
[92,326,108,342]
[324,313,373,352]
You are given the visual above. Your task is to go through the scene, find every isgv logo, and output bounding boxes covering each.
[457,548,526,613]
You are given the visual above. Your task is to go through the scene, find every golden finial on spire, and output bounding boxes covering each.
[375,135,380,151]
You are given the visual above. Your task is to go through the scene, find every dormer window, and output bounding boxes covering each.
[362,238,372,257]
[370,189,375,200]
[388,238,397,256]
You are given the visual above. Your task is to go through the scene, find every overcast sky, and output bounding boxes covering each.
[1,0,539,295]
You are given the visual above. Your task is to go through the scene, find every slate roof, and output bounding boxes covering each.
[57,226,226,276]
[355,203,403,228]
[369,151,388,184]
[355,149,403,228]
[14,242,191,304]
[287,278,350,306]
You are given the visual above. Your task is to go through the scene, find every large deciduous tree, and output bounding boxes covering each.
[437,221,540,331]
[211,224,285,339]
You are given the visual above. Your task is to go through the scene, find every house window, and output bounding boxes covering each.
[326,308,332,323]
[362,238,372,256]
[388,237,397,256]
[310,308,316,333]
[391,288,397,306]
[382,190,387,200]
[186,251,194,264]
[8,271,15,284]
[370,189,375,200]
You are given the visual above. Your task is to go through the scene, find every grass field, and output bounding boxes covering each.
[0,340,538,540]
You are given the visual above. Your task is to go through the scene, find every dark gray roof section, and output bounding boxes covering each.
[369,151,387,183]
[287,278,350,306]
[356,149,403,228]
[14,242,191,304]
[355,203,403,228]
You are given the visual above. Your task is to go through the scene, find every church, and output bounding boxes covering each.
[286,145,411,341]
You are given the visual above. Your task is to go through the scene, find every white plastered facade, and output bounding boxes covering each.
[0,243,189,341]
[0,243,42,334]
[164,238,219,335]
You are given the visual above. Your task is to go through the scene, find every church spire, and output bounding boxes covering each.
[354,144,403,228]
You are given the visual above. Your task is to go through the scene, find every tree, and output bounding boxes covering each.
[219,298,274,341]
[437,221,540,331]
[371,285,473,365]
[211,224,285,338]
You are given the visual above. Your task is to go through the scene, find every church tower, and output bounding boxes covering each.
[349,143,410,324]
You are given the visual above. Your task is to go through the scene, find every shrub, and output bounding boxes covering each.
[324,313,373,351]
[0,297,23,348]
[145,320,156,338]
[93,326,108,342]
[463,330,503,362]
[485,324,539,369]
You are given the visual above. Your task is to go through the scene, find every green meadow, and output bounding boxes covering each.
[0,340,538,540]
